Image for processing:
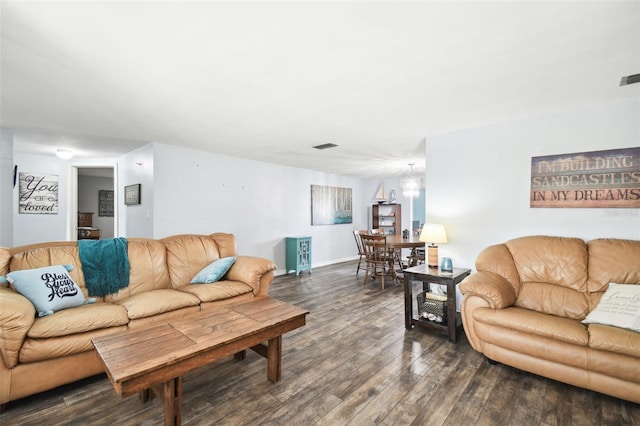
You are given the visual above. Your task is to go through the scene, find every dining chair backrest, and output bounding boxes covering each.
[353,230,366,255]
[360,234,388,260]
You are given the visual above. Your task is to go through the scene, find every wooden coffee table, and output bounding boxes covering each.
[92,297,308,426]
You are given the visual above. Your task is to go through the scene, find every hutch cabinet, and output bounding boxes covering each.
[372,203,401,235]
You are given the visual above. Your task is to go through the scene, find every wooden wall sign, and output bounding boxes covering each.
[530,147,640,208]
[19,172,59,214]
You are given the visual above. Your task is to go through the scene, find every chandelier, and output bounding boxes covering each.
[400,163,423,198]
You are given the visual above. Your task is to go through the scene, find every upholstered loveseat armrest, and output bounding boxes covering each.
[226,256,277,297]
[459,271,516,309]
[0,287,35,368]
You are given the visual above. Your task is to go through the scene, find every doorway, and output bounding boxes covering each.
[68,164,118,241]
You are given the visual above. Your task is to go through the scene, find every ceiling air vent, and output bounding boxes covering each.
[312,143,338,150]
[620,73,640,86]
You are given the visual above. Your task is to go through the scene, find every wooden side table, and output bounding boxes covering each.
[403,264,471,342]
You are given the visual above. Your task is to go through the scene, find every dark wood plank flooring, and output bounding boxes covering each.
[2,260,639,425]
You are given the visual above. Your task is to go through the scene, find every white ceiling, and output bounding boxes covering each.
[1,1,639,179]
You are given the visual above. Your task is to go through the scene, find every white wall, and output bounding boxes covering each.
[152,143,368,273]
[0,129,14,246]
[78,175,115,239]
[425,98,640,271]
[9,140,370,272]
[11,152,70,246]
[117,144,154,239]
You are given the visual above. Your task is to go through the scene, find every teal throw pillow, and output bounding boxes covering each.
[6,265,94,317]
[190,257,236,284]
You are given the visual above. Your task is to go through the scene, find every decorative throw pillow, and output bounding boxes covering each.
[582,283,640,332]
[190,257,236,284]
[6,265,94,317]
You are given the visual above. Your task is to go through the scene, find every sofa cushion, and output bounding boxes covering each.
[27,302,129,338]
[588,323,640,358]
[163,234,238,287]
[587,238,640,294]
[19,326,128,363]
[582,283,640,332]
[506,236,589,319]
[179,280,253,303]
[517,281,590,320]
[104,239,173,301]
[6,265,93,317]
[8,242,87,294]
[190,256,236,284]
[471,306,589,346]
[116,289,200,319]
[506,236,588,289]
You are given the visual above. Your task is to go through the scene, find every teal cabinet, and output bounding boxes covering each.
[286,236,312,275]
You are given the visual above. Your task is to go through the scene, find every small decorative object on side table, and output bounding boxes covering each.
[403,264,471,342]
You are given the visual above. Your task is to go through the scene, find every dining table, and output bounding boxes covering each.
[375,234,426,272]
[384,234,425,250]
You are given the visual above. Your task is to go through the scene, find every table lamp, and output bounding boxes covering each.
[419,224,448,268]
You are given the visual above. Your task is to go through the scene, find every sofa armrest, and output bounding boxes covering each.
[459,271,516,309]
[0,287,35,368]
[226,256,277,297]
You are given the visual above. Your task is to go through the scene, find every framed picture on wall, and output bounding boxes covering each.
[311,184,353,225]
[98,190,114,216]
[124,184,141,205]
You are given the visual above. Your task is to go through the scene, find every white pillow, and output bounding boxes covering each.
[582,283,640,332]
[6,265,94,317]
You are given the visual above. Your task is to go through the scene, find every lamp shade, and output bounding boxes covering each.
[419,224,448,244]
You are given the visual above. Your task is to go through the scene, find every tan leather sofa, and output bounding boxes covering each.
[460,236,640,403]
[0,233,277,409]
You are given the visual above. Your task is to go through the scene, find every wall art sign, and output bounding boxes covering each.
[98,190,114,217]
[124,184,141,205]
[19,172,59,214]
[530,147,640,208]
[18,172,58,214]
[311,185,353,225]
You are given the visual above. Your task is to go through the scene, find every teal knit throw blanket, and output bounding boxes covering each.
[78,237,130,297]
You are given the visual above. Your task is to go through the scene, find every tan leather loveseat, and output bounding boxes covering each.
[0,233,277,409]
[460,236,640,403]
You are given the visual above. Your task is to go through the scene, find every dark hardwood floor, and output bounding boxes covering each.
[2,260,639,425]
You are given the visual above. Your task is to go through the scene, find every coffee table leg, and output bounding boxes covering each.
[267,335,282,383]
[159,377,182,426]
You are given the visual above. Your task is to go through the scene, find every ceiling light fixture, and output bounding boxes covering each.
[56,149,73,159]
[400,163,422,198]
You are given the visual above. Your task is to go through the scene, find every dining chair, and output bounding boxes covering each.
[353,230,367,276]
[360,234,397,289]
[408,247,426,267]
